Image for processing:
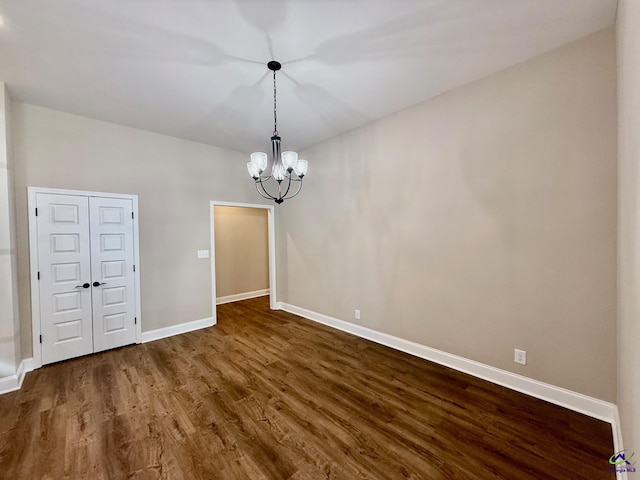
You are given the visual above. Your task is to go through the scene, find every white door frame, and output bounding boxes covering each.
[210,201,276,324]
[28,186,142,370]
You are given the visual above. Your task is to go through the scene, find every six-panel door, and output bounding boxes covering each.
[90,197,136,352]
[36,193,137,364]
[36,194,94,364]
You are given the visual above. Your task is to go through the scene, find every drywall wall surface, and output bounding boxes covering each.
[278,29,617,401]
[214,206,269,298]
[11,102,257,356]
[0,83,20,377]
[617,0,640,458]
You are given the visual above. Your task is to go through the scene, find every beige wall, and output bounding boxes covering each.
[0,84,21,378]
[278,29,617,401]
[214,206,269,299]
[11,102,257,357]
[617,0,640,455]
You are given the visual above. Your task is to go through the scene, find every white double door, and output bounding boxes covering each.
[36,193,137,364]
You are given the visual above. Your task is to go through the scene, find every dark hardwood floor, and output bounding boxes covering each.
[0,297,614,479]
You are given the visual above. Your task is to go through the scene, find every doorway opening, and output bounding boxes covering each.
[210,201,276,324]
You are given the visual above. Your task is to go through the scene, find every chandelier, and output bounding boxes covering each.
[247,61,308,204]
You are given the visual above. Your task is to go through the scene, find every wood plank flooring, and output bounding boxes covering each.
[0,297,614,479]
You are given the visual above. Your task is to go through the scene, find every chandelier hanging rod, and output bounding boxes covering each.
[269,60,279,136]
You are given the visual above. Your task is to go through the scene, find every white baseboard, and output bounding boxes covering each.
[216,289,270,305]
[0,357,34,394]
[22,356,37,373]
[611,408,628,480]
[278,302,621,429]
[142,316,214,343]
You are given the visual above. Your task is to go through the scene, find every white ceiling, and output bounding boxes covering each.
[0,0,617,154]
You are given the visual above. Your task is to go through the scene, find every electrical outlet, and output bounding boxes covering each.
[197,250,210,259]
[355,309,361,320]
[514,349,527,365]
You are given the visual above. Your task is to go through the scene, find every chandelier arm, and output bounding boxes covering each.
[256,182,273,200]
[285,179,304,199]
[283,178,302,199]
[279,174,294,199]
[254,180,276,201]
[255,184,270,199]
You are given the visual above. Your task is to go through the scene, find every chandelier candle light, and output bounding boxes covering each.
[247,61,308,204]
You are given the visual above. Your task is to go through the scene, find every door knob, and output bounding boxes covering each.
[75,283,91,289]
[92,281,107,287]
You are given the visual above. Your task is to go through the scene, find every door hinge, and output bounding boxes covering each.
[37,271,40,280]
[134,317,137,325]
[131,212,134,219]
[133,265,136,272]
[35,207,38,216]
[39,335,42,344]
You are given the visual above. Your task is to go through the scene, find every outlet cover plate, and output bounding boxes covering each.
[514,349,527,365]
